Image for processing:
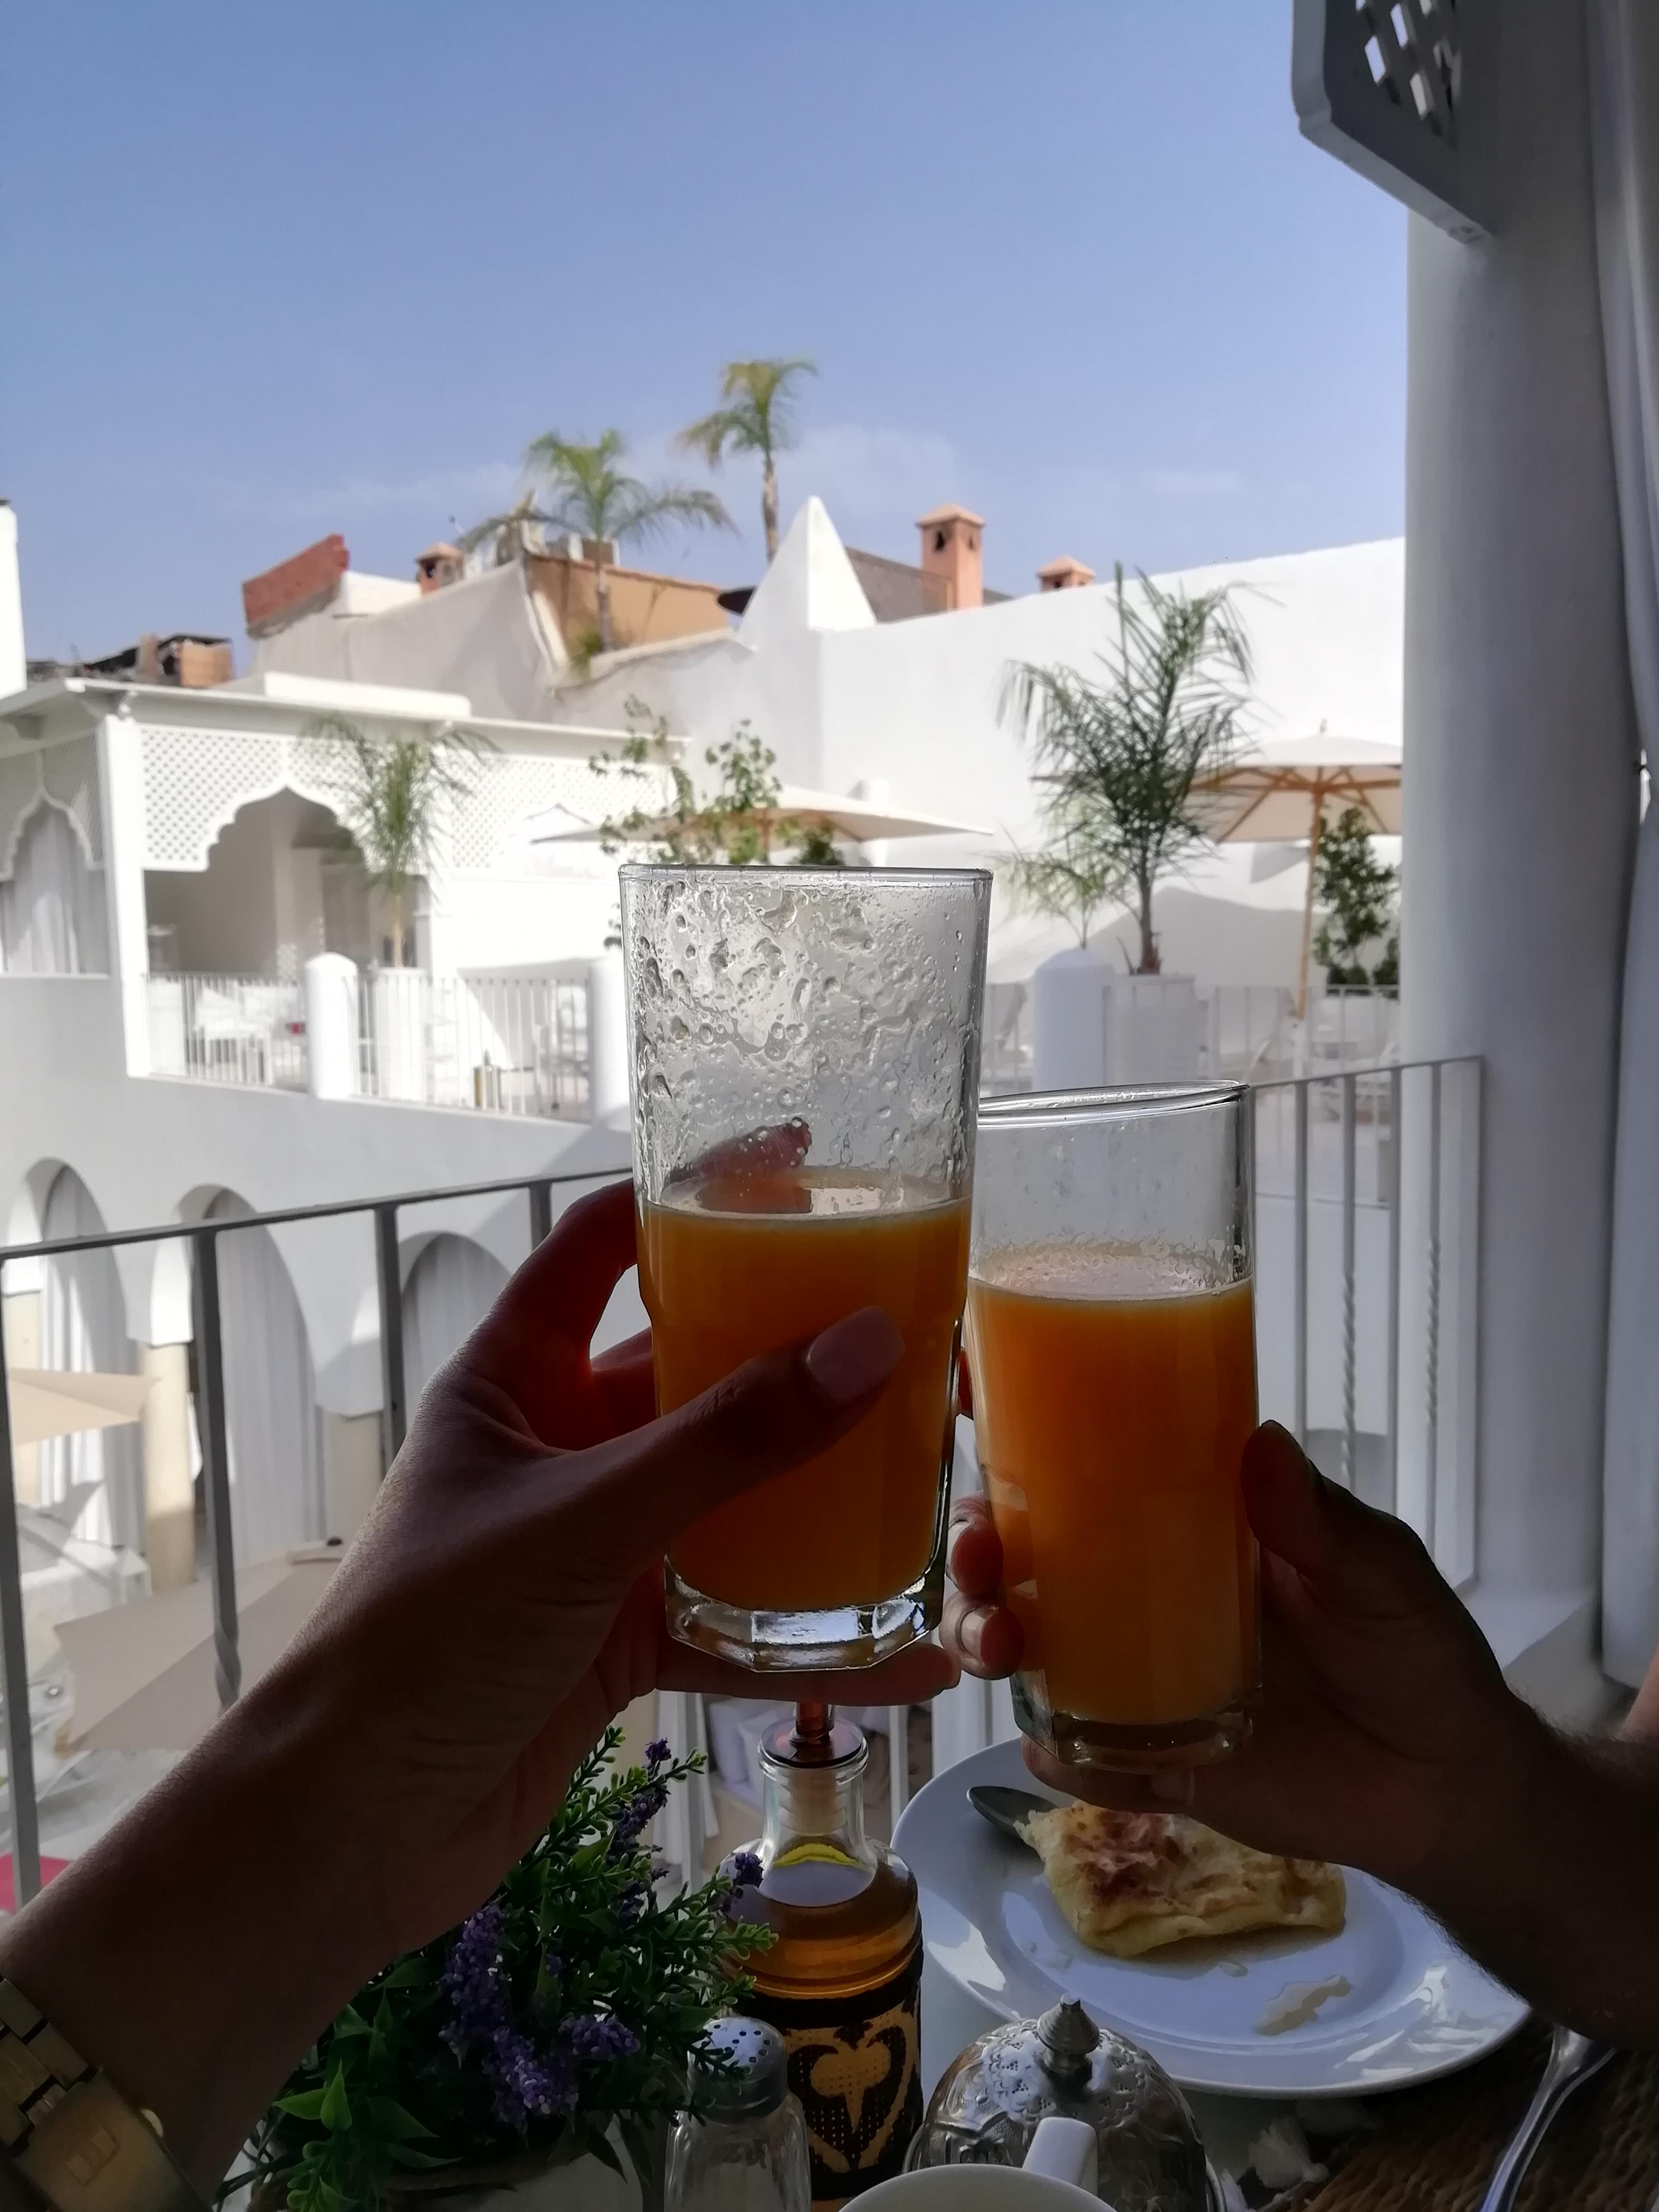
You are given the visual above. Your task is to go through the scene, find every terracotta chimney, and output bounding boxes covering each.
[242,533,349,637]
[415,542,463,594]
[916,504,984,611]
[1037,556,1095,592]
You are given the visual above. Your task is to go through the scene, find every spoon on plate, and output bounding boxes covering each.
[969,1783,1054,1848]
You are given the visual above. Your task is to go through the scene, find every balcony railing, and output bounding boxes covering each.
[0,1046,1479,1883]
[981,980,1401,1094]
[147,970,592,1120]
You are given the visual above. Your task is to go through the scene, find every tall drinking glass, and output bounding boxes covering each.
[622,864,992,1671]
[966,1086,1259,1770]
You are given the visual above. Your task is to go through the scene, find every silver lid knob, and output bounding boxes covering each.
[690,2015,791,2119]
[1036,2000,1100,2088]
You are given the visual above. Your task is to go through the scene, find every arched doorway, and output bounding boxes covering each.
[37,1168,140,1549]
[402,1235,509,1411]
[199,1193,324,1562]
[0,801,108,975]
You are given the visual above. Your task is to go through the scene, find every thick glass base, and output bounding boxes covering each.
[1012,1672,1254,1773]
[665,1563,943,1673]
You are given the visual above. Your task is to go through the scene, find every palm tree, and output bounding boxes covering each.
[519,430,732,652]
[677,358,817,560]
[1001,566,1253,974]
[311,715,483,967]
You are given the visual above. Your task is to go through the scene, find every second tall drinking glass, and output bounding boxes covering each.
[967,1086,1260,1770]
[622,864,991,1671]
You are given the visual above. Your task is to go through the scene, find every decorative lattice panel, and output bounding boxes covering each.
[139,724,359,872]
[450,753,640,872]
[1294,0,1486,242]
[1357,0,1459,143]
[0,738,103,880]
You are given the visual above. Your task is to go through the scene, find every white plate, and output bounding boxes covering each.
[892,1740,1529,2099]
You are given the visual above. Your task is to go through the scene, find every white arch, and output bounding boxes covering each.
[401,1232,509,1412]
[0,799,108,975]
[200,1189,325,1563]
[37,1167,142,1552]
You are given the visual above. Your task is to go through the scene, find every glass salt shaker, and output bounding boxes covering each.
[666,2016,810,2212]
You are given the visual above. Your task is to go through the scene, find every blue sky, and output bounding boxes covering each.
[1,3,1405,665]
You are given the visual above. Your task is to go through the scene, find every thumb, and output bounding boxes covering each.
[1243,1421,1443,1620]
[559,1306,904,1573]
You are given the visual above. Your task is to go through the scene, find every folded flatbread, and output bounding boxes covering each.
[1018,1801,1346,1960]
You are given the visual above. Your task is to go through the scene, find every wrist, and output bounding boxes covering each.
[0,1648,382,2191]
[1410,1686,1561,1926]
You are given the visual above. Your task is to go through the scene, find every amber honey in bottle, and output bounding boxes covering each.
[728,1705,922,2208]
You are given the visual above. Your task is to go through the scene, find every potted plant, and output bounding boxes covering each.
[232,1731,769,2212]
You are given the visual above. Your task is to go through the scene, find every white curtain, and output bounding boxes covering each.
[38,1169,142,1551]
[401,1234,509,1411]
[0,800,108,975]
[202,1194,323,1564]
[1594,2,1659,1683]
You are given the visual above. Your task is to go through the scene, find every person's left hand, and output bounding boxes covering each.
[274,1175,956,1961]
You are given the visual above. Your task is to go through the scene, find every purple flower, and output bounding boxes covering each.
[646,1738,671,1772]
[616,1882,648,1928]
[608,1779,668,1859]
[441,1904,509,2052]
[542,1951,563,1980]
[565,2012,641,2063]
[727,1850,763,1889]
[489,2024,577,2128]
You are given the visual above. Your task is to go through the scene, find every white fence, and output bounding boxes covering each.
[981,980,1400,1094]
[148,969,592,1120]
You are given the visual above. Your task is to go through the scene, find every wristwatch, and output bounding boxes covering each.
[0,1981,203,2212]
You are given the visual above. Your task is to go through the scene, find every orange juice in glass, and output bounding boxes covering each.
[621,864,991,1671]
[967,1087,1260,1769]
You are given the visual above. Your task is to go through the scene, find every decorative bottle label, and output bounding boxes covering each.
[746,1942,923,2206]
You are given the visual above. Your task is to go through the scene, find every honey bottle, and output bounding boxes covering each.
[730,1704,923,2207]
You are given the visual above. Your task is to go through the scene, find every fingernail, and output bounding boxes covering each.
[1150,1771,1195,1807]
[804,1307,903,1406]
[959,1606,990,1665]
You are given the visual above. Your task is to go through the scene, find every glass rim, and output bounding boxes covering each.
[617,861,992,887]
[979,1082,1249,1130]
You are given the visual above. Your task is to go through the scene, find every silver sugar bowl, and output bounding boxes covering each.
[909,2000,1211,2212]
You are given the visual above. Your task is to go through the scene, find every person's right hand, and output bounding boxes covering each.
[944,1421,1547,1900]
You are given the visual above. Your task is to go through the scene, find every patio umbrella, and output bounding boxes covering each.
[1189,734,1402,1016]
[536,782,988,848]
[53,1546,341,1752]
[7,1369,149,1448]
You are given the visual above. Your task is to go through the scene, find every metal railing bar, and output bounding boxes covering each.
[527,1180,554,1249]
[192,1230,241,1714]
[888,1705,909,1824]
[1341,1071,1358,1492]
[0,1320,41,1907]
[1294,1078,1310,1448]
[1386,1063,1403,1517]
[376,1205,408,1467]
[0,1166,626,1267]
[1426,1060,1444,1557]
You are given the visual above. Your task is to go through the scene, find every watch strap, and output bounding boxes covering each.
[0,1982,202,2212]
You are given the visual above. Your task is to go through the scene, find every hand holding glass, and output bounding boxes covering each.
[966,1086,1260,1770]
[622,864,991,1671]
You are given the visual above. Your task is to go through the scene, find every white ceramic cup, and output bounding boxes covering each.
[859,2117,1110,2210]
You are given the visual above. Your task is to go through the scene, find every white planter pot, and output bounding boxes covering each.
[1030,953,1202,1090]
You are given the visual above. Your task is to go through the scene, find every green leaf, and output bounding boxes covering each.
[380,1957,429,1989]
[274,2090,329,2122]
[366,2098,436,2142]
[331,2004,371,2040]
[384,2143,456,2170]
[585,2132,625,2180]
[319,2065,352,2133]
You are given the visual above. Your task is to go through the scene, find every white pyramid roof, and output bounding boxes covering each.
[739,496,875,648]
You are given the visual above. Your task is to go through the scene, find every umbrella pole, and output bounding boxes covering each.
[1297,805,1325,1023]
